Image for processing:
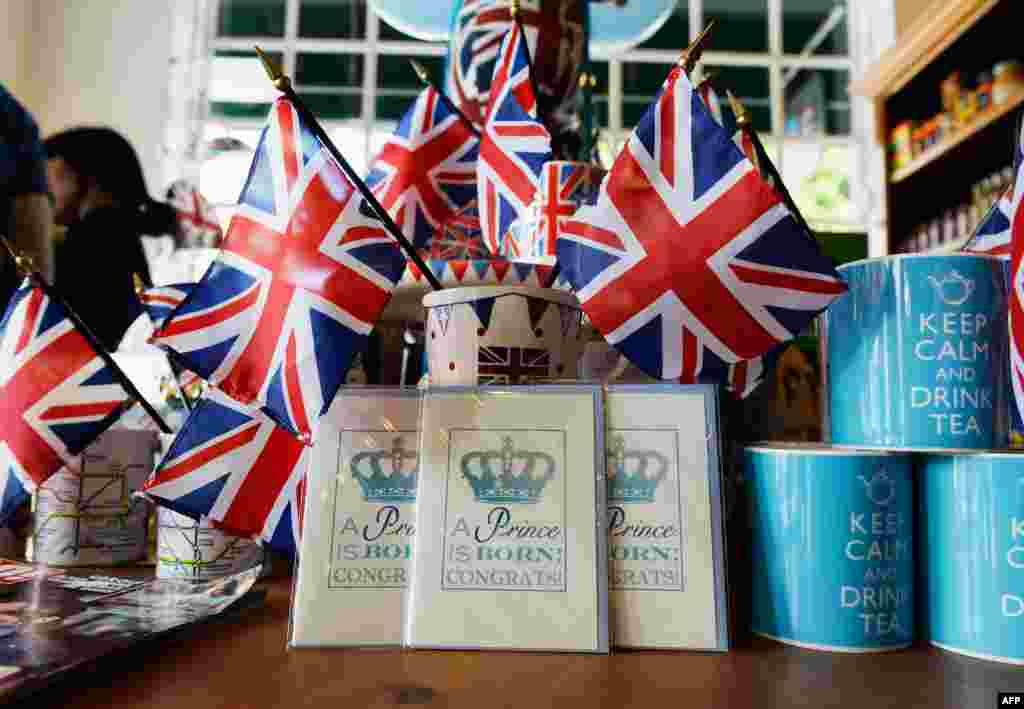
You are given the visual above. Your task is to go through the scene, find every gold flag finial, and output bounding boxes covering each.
[255,46,291,92]
[726,89,751,128]
[410,59,431,86]
[510,0,520,20]
[133,273,147,297]
[677,20,715,75]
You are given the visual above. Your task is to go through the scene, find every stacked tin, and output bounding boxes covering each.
[746,254,1021,661]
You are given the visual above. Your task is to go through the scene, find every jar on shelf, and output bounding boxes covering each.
[942,210,957,245]
[942,71,962,119]
[977,71,994,112]
[891,121,914,169]
[993,60,1024,105]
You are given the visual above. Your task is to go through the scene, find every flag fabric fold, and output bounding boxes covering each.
[0,281,133,522]
[366,86,479,251]
[151,97,405,440]
[143,388,308,555]
[478,20,553,256]
[1006,125,1024,430]
[140,283,193,330]
[556,65,846,386]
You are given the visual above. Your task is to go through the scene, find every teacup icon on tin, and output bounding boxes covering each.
[927,271,975,307]
[858,468,896,506]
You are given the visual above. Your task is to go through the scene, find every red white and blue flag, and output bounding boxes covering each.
[140,283,193,329]
[366,86,478,250]
[0,282,132,522]
[1006,123,1024,428]
[143,389,307,554]
[965,187,1014,257]
[556,66,846,384]
[478,20,552,256]
[152,98,405,440]
[446,0,584,128]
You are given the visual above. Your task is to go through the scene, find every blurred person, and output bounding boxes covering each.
[44,127,178,350]
[0,82,54,313]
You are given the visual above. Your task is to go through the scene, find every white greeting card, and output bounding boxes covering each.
[605,384,728,650]
[290,388,421,647]
[405,386,608,653]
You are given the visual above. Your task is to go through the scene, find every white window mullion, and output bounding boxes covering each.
[363,6,379,168]
[608,59,623,135]
[690,0,702,41]
[283,0,300,77]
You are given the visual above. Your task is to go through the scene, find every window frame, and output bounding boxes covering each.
[203,0,860,231]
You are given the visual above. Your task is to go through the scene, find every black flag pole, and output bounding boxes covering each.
[409,60,481,138]
[727,90,815,238]
[543,23,716,290]
[0,237,172,434]
[254,47,444,292]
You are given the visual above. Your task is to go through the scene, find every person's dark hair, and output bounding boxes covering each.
[43,127,178,237]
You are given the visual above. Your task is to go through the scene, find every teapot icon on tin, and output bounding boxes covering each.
[858,469,896,506]
[927,270,975,307]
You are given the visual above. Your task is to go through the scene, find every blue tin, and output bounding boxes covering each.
[920,450,1024,664]
[745,444,914,652]
[826,254,1008,451]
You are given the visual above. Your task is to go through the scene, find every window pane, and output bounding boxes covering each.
[783,68,850,136]
[210,102,274,120]
[296,53,364,88]
[704,0,768,53]
[781,142,861,232]
[639,2,690,50]
[378,55,443,91]
[303,93,362,120]
[783,0,848,56]
[621,62,672,128]
[376,94,422,122]
[217,0,285,37]
[298,0,367,39]
[706,65,771,133]
[210,50,280,105]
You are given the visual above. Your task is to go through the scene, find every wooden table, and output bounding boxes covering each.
[19,575,1023,709]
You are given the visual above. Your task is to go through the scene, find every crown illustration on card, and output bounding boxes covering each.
[460,436,556,504]
[605,435,669,504]
[350,436,419,503]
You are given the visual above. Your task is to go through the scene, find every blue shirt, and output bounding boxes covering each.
[0,82,48,310]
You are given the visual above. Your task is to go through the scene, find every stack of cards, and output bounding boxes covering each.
[290,384,728,653]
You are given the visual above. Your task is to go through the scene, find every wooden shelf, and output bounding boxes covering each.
[852,0,1000,99]
[889,90,1024,184]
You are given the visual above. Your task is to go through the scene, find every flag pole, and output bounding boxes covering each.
[727,90,815,238]
[255,47,444,292]
[409,60,481,138]
[133,274,194,413]
[544,24,716,290]
[0,238,172,434]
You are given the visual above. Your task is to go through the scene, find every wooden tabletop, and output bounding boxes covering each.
[16,575,1022,709]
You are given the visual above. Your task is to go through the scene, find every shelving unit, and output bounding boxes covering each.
[852,0,1024,255]
[889,89,1024,184]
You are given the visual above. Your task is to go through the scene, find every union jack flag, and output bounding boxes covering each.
[144,389,308,554]
[1006,123,1024,428]
[140,283,192,329]
[366,86,478,250]
[152,98,405,439]
[556,66,846,383]
[478,20,552,256]
[446,0,584,127]
[0,282,132,522]
[515,161,603,262]
[478,345,551,384]
[427,201,490,260]
[965,187,1014,256]
[167,179,223,248]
